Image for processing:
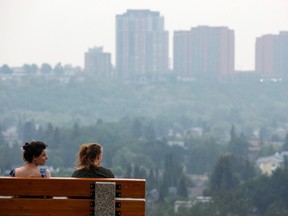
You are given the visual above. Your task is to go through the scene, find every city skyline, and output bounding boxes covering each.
[0,0,287,70]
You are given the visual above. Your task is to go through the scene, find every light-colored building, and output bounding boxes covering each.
[84,47,112,77]
[116,9,169,80]
[255,31,288,78]
[174,200,192,213]
[173,26,235,81]
[256,151,288,175]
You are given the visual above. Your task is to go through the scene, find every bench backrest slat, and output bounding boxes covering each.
[0,177,145,198]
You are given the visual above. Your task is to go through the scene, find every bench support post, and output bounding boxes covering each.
[94,182,116,216]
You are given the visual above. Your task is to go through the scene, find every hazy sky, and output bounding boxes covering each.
[0,0,287,70]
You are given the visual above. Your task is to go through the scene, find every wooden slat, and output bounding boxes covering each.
[116,199,146,216]
[0,177,145,198]
[0,198,145,216]
[0,198,93,216]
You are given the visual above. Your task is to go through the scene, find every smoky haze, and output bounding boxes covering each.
[1,1,288,215]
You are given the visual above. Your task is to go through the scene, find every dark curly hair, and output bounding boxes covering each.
[22,141,47,163]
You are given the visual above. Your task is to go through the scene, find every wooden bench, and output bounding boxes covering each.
[0,177,145,216]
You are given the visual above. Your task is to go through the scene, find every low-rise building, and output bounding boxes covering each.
[256,151,288,175]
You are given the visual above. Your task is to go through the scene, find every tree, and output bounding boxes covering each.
[187,138,224,174]
[31,64,39,73]
[0,64,12,74]
[177,174,188,197]
[40,63,52,74]
[209,154,236,193]
[133,164,147,179]
[0,123,5,145]
[147,169,157,190]
[230,124,236,141]
[265,201,288,216]
[227,132,249,157]
[144,122,156,141]
[282,133,288,151]
[259,126,268,146]
[23,64,32,74]
[131,118,143,139]
[52,127,61,145]
[21,121,37,141]
[53,62,64,75]
[72,122,80,138]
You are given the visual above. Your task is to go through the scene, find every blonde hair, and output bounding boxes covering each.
[75,143,102,170]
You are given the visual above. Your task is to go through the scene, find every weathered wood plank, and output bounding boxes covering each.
[0,198,93,216]
[0,177,145,198]
[115,199,146,216]
[0,198,146,216]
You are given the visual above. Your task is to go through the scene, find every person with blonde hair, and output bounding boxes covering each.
[71,143,114,178]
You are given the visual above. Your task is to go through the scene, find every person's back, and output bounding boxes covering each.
[10,141,51,178]
[72,166,114,178]
[71,143,114,178]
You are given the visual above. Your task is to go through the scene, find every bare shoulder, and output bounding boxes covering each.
[14,166,26,176]
[14,166,33,177]
[46,169,52,177]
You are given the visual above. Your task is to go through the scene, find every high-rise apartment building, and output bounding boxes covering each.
[116,9,169,79]
[173,26,235,80]
[84,47,112,77]
[256,31,288,78]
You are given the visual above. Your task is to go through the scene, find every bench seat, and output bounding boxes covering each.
[0,177,145,216]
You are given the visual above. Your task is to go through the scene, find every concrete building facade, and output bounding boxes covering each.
[116,9,169,80]
[84,47,112,77]
[256,31,288,78]
[173,26,235,80]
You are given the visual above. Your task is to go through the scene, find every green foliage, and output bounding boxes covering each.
[227,129,250,157]
[2,77,288,215]
[177,174,189,197]
[0,64,12,74]
[2,78,288,142]
[186,137,224,174]
[0,142,22,172]
[209,154,256,194]
[40,63,52,74]
[209,154,236,193]
[205,155,288,215]
[282,133,288,151]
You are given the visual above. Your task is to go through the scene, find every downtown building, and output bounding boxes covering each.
[116,9,169,80]
[173,26,235,81]
[84,47,112,77]
[255,31,288,79]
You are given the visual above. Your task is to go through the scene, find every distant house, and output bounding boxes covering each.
[174,200,192,213]
[256,151,288,175]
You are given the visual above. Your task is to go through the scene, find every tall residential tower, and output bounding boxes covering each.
[256,31,288,78]
[174,26,235,80]
[116,9,169,80]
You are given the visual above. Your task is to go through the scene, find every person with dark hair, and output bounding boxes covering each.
[71,143,114,178]
[9,141,51,177]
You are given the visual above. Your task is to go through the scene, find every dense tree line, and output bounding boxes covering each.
[1,118,257,176]
[0,63,79,75]
[1,76,288,143]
